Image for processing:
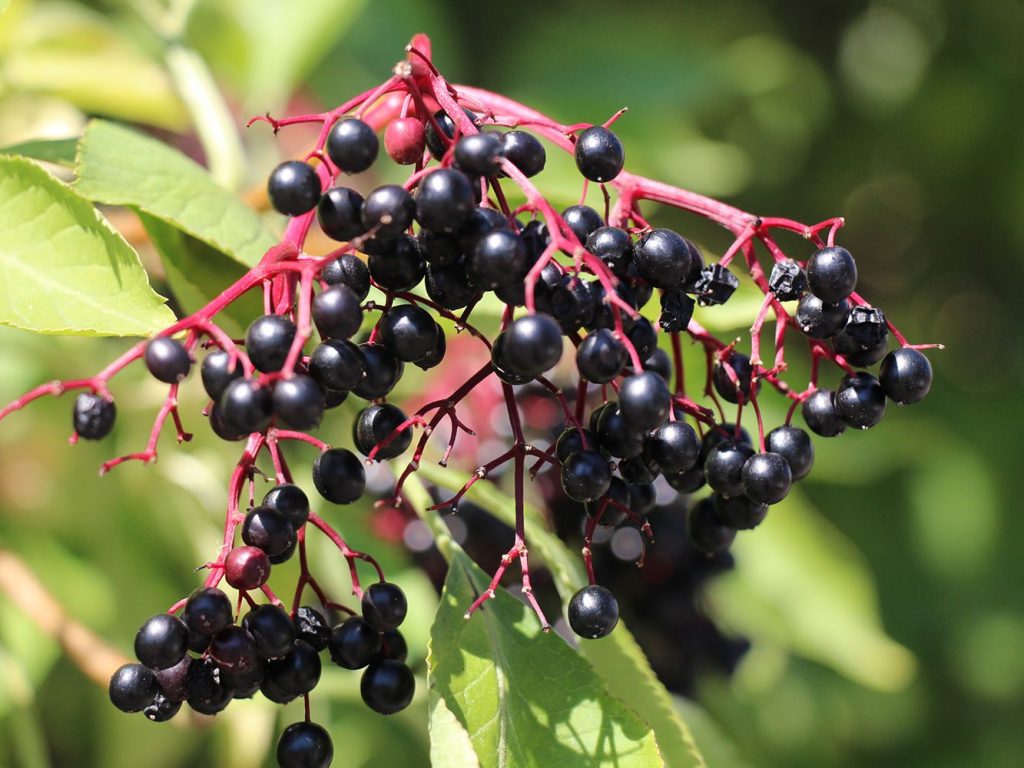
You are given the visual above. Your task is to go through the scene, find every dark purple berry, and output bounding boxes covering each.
[134,613,188,670]
[144,337,191,383]
[575,126,624,182]
[312,448,365,504]
[802,389,846,437]
[268,161,320,217]
[327,117,378,173]
[879,347,932,405]
[568,585,619,639]
[361,660,415,714]
[73,392,116,440]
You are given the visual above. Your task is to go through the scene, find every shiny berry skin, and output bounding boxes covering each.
[561,204,603,244]
[626,318,657,361]
[879,347,932,404]
[321,253,370,300]
[312,447,366,504]
[385,117,426,164]
[379,629,408,662]
[327,117,379,173]
[201,349,242,401]
[415,168,475,232]
[620,453,660,485]
[415,328,446,371]
[73,392,116,440]
[795,294,849,339]
[268,161,321,216]
[617,371,670,432]
[742,452,792,505]
[500,130,546,177]
[575,125,625,182]
[362,582,408,631]
[186,657,234,714]
[209,625,258,673]
[687,497,737,555]
[224,545,272,590]
[425,262,477,310]
[267,640,321,696]
[834,372,886,429]
[425,107,479,158]
[418,228,462,266]
[242,505,297,558]
[245,314,297,373]
[555,426,597,463]
[647,420,700,474]
[109,663,158,712]
[468,229,528,289]
[317,187,365,242]
[575,328,626,383]
[833,306,889,367]
[595,405,644,458]
[455,132,504,176]
[367,235,425,291]
[242,604,295,660]
[712,493,768,530]
[277,722,334,768]
[585,477,629,527]
[568,585,619,639]
[806,246,858,304]
[144,337,191,383]
[664,463,707,494]
[561,450,612,502]
[713,352,760,404]
[309,339,365,393]
[352,343,404,400]
[586,226,632,271]
[354,403,412,459]
[273,375,324,430]
[313,285,363,341]
[294,606,332,652]
[765,425,815,480]
[361,185,416,241]
[134,613,188,670]
[490,332,532,386]
[329,616,382,669]
[184,587,233,637]
[633,228,692,290]
[378,304,439,363]
[263,484,309,529]
[502,313,564,377]
[361,660,415,715]
[704,441,755,498]
[802,389,846,437]
[219,378,272,434]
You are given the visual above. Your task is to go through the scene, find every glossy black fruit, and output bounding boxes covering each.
[415,168,475,232]
[361,660,415,715]
[765,425,814,480]
[647,420,700,474]
[317,187,366,241]
[268,161,321,216]
[501,314,563,377]
[561,450,612,502]
[277,722,334,768]
[354,403,412,459]
[329,617,381,669]
[834,372,886,429]
[220,379,273,434]
[109,663,158,713]
[362,582,408,631]
[633,229,692,290]
[308,339,365,393]
[312,448,366,504]
[242,604,296,660]
[361,185,416,241]
[273,375,325,430]
[879,347,932,404]
[455,132,504,176]
[144,337,191,383]
[242,505,297,559]
[617,371,670,431]
[352,343,404,400]
[184,587,233,637]
[468,229,528,289]
[575,328,626,383]
[321,253,370,300]
[246,314,297,373]
[801,389,846,437]
[712,493,768,530]
[742,452,792,505]
[313,285,363,341]
[795,295,849,339]
[378,304,439,363]
[561,205,603,244]
[201,350,243,401]
[687,497,737,555]
[704,441,755,498]
[712,352,760,404]
[806,246,858,304]
[568,585,619,639]
[367,235,425,291]
[73,392,116,440]
[575,126,625,182]
[327,117,379,173]
[500,130,546,177]
[263,484,310,529]
[134,613,189,670]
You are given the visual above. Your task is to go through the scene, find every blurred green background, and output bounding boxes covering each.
[1,0,1021,766]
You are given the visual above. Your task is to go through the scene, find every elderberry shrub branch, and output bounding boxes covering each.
[0,33,939,768]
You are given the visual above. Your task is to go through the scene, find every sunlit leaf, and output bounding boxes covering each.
[428,689,481,768]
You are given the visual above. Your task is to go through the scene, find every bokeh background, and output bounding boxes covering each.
[1,0,1021,766]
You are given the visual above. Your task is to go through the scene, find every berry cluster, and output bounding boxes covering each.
[0,34,937,763]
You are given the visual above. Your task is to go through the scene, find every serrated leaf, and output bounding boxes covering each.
[429,544,663,768]
[0,156,175,336]
[138,211,262,337]
[75,120,276,267]
[0,136,78,167]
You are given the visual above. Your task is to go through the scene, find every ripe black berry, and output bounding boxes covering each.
[455,132,504,176]
[362,582,408,631]
[219,379,272,434]
[277,722,334,768]
[801,389,846,437]
[595,405,644,458]
[354,403,412,459]
[425,261,477,310]
[327,117,379,173]
[263,484,310,529]
[795,294,849,339]
[415,168,475,232]
[109,663,158,712]
[367,235,425,291]
[294,606,332,652]
[186,657,234,714]
[317,186,365,241]
[561,450,612,502]
[425,107,479,159]
[575,328,626,383]
[468,229,528,289]
[555,427,596,463]
[313,285,363,342]
[267,640,321,696]
[834,372,886,429]
[73,392,116,440]
[713,352,760,404]
[765,425,814,480]
[361,660,415,715]
[242,604,295,660]
[568,585,619,639]
[273,375,325,430]
[309,339,365,393]
[561,205,604,244]
[687,497,737,555]
[321,253,370,300]
[633,229,692,290]
[201,350,243,401]
[806,246,858,304]
[626,318,657,361]
[209,625,259,674]
[879,347,932,405]
[352,343,404,400]
[242,506,297,559]
[586,226,632,272]
[268,161,321,217]
[647,420,700,474]
[704,441,755,498]
[329,616,382,669]
[585,477,629,527]
[665,463,707,494]
[712,493,768,530]
[144,337,191,383]
[184,587,233,637]
[362,185,416,241]
[742,452,792,505]
[501,314,563,377]
[245,314,297,373]
[312,447,366,504]
[378,304,439,363]
[135,613,189,670]
[575,126,625,182]
[379,629,408,662]
[500,130,546,178]
[617,371,670,432]
[224,545,271,590]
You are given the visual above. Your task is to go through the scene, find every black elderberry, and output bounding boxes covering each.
[268,161,321,217]
[327,117,379,173]
[712,352,760,404]
[273,375,324,430]
[321,253,370,300]
[313,285,363,341]
[586,226,632,272]
[186,657,234,715]
[768,259,807,301]
[245,314,296,373]
[378,629,408,662]
[222,661,266,700]
[795,294,849,339]
[575,125,625,183]
[220,379,272,434]
[621,452,660,485]
[455,132,504,176]
[263,484,310,529]
[561,205,604,245]
[201,350,243,401]
[317,186,366,242]
[501,314,564,377]
[687,497,737,555]
[242,604,296,660]
[425,261,478,310]
[425,107,480,159]
[595,405,645,459]
[242,506,297,559]
[561,450,612,502]
[617,371,670,432]
[491,333,533,386]
[704,441,755,498]
[694,264,740,306]
[109,663,158,712]
[184,587,233,637]
[378,304,439,363]
[415,327,446,371]
[832,306,889,367]
[712,493,768,530]
[807,246,858,304]
[73,392,116,440]
[312,447,366,504]
[879,347,932,405]
[309,339,365,393]
[144,337,191,383]
[742,452,792,505]
[277,722,334,768]
[834,372,886,429]
[329,616,382,669]
[354,403,412,460]
[134,613,188,670]
[153,658,190,702]
[294,606,332,652]
[361,659,415,715]
[362,582,408,631]
[659,289,695,333]
[665,462,707,494]
[628,481,658,516]
[765,425,814,480]
[268,539,297,566]
[468,228,528,289]
[418,229,462,266]
[267,640,321,696]
[352,343,404,400]
[500,130,546,178]
[576,328,626,383]
[626,318,658,362]
[584,477,630,527]
[415,168,476,232]
[361,185,416,241]
[644,347,672,382]
[143,692,181,723]
[802,389,846,437]
[568,585,619,639]
[458,206,509,254]
[633,229,692,290]
[647,420,700,474]
[555,427,597,463]
[209,625,259,674]
[367,235,425,291]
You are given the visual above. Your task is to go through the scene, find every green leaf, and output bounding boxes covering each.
[704,489,917,691]
[138,212,262,337]
[75,120,276,267]
[429,544,663,767]
[0,156,175,336]
[411,465,706,767]
[428,689,481,768]
[0,136,78,167]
